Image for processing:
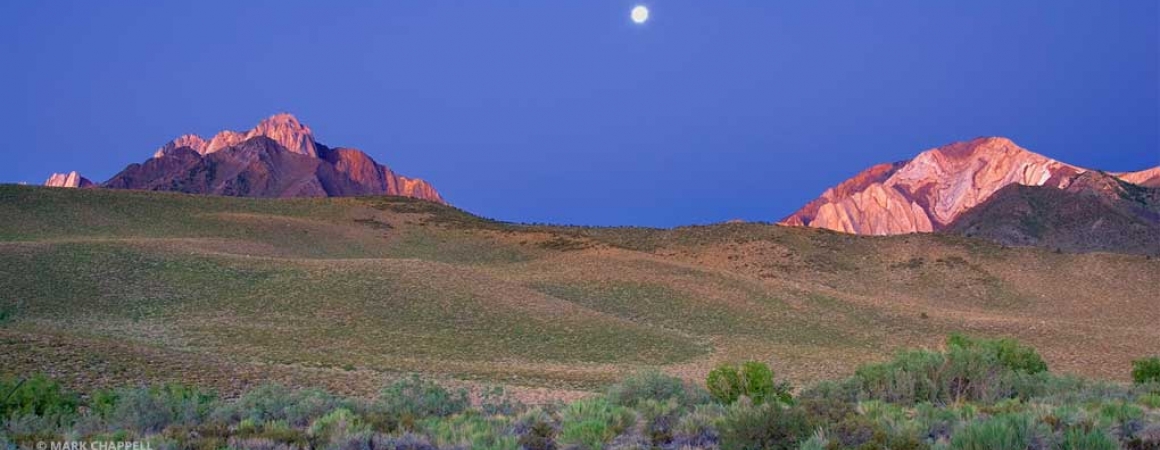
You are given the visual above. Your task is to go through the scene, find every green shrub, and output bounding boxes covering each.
[308,408,368,444]
[949,413,1047,450]
[232,419,308,447]
[1058,427,1118,450]
[478,385,523,416]
[423,413,517,450]
[853,335,1053,405]
[558,397,635,450]
[947,334,1048,374]
[1133,357,1160,384]
[632,398,682,447]
[514,408,557,450]
[606,370,709,408]
[706,361,791,406]
[717,399,809,450]
[855,349,945,404]
[99,384,217,434]
[0,305,15,325]
[212,384,342,428]
[0,375,78,419]
[378,375,469,424]
[671,404,722,448]
[1139,393,1160,409]
[707,364,743,404]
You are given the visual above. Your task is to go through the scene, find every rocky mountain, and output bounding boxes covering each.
[50,114,444,203]
[948,171,1160,255]
[43,171,94,188]
[780,137,1157,237]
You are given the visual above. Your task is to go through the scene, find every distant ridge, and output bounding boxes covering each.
[46,113,445,203]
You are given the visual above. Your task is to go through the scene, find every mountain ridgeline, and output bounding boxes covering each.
[45,114,445,203]
[43,125,1160,255]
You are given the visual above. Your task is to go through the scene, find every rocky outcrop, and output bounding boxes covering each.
[778,137,1149,235]
[84,113,444,203]
[44,171,94,188]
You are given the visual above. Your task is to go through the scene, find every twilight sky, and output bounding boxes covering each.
[2,1,1157,227]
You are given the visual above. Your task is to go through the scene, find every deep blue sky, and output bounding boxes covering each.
[2,1,1157,227]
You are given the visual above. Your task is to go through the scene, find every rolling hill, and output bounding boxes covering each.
[1,185,1158,401]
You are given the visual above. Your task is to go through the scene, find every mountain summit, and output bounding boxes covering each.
[49,114,445,203]
[781,137,1157,237]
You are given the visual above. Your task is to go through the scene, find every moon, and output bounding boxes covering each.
[631,5,649,24]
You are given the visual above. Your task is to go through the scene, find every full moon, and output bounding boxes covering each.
[631,5,649,24]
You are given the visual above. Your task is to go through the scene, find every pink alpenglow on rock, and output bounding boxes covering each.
[780,137,1154,235]
[44,171,94,188]
[50,113,445,204]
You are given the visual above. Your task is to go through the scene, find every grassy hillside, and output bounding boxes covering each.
[1,185,1157,400]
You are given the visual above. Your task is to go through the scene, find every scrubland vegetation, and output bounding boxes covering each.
[4,336,1159,450]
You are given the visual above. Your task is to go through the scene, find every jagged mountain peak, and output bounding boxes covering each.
[101,114,445,204]
[44,171,94,188]
[155,113,318,158]
[780,137,1110,235]
[154,134,209,158]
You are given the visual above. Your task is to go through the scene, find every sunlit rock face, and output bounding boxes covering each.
[157,113,317,158]
[154,134,207,158]
[103,113,445,203]
[780,137,1104,235]
[44,171,94,188]
[1116,167,1160,188]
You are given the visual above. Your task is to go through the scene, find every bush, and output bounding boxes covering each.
[308,408,369,444]
[1133,357,1160,384]
[212,384,343,428]
[853,335,1054,405]
[947,334,1048,374]
[706,361,791,406]
[606,370,709,408]
[558,397,635,450]
[0,375,78,419]
[717,399,809,450]
[422,413,516,450]
[514,408,557,450]
[670,405,721,448]
[378,375,469,424]
[855,349,945,405]
[478,386,523,416]
[0,305,15,325]
[97,384,216,434]
[632,398,681,447]
[949,413,1048,450]
[1058,427,1118,450]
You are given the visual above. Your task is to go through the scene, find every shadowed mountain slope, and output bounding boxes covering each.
[948,171,1160,255]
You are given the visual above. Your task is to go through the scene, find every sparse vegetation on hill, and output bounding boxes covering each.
[3,337,1160,449]
[1,184,1158,400]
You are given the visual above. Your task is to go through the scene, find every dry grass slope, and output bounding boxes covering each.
[1,185,1157,401]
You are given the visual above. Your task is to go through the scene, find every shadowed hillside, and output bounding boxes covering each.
[1,185,1157,400]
